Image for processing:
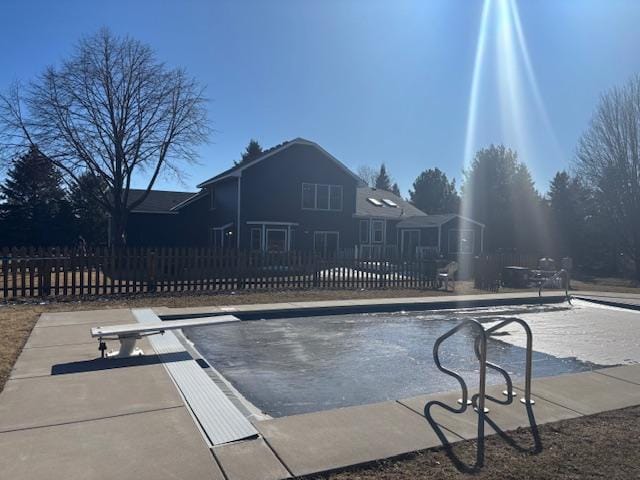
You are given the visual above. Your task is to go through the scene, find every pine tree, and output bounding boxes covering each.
[235,139,263,165]
[69,172,109,245]
[374,164,392,191]
[391,183,401,196]
[409,168,459,214]
[462,145,544,253]
[0,146,75,246]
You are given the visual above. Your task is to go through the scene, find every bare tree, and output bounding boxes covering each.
[0,28,209,246]
[356,165,377,187]
[575,75,640,279]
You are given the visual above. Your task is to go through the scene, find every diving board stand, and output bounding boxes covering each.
[91,314,239,358]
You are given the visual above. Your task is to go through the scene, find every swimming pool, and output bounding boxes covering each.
[183,300,640,417]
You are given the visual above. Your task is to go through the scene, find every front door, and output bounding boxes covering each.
[401,230,420,257]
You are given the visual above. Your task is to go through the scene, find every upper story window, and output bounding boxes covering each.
[210,188,216,210]
[302,183,343,211]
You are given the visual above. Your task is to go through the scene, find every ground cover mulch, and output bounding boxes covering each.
[316,405,640,480]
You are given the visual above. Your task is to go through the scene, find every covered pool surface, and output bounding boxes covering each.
[184,301,640,417]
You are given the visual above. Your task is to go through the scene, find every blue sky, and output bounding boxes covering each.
[2,0,640,196]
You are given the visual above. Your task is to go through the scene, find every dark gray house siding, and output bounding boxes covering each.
[126,213,182,246]
[124,138,485,256]
[236,142,359,252]
[440,217,484,257]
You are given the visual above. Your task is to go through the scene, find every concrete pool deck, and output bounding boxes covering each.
[1,291,639,479]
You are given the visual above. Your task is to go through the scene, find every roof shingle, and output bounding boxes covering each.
[128,189,196,213]
[355,187,426,219]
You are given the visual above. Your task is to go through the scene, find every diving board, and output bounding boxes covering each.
[91,315,239,358]
[131,308,258,446]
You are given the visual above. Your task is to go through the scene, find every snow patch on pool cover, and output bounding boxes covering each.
[484,299,640,366]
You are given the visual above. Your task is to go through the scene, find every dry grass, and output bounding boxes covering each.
[572,277,640,294]
[316,406,640,480]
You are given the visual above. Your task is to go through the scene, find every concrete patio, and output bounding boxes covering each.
[1,293,639,479]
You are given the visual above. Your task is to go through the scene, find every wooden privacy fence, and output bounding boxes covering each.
[0,247,440,300]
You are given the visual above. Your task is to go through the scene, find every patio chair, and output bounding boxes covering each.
[438,261,458,292]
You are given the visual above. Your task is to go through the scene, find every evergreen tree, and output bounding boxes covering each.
[69,172,108,245]
[462,145,544,253]
[391,183,401,196]
[374,163,392,191]
[0,146,75,246]
[409,168,459,214]
[235,139,263,165]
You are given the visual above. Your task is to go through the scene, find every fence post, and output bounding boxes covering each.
[148,249,157,293]
[40,258,51,298]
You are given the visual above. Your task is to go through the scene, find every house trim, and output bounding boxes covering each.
[246,221,299,226]
[170,191,207,211]
[197,138,363,188]
[130,210,179,215]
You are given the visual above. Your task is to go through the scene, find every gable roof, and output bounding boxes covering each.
[197,138,365,188]
[396,214,486,228]
[128,189,196,214]
[355,187,426,219]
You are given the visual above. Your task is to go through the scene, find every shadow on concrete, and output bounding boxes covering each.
[50,351,193,375]
[423,400,542,473]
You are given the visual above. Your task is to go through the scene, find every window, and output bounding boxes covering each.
[210,188,216,210]
[359,219,370,244]
[266,229,287,253]
[372,220,384,243]
[250,228,261,251]
[314,231,339,256]
[329,185,343,210]
[316,185,329,210]
[382,198,397,207]
[302,183,315,209]
[367,197,383,207]
[448,229,475,254]
[301,183,343,211]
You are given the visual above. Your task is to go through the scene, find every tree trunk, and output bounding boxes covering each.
[109,211,127,249]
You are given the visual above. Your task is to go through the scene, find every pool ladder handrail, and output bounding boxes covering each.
[432,318,488,467]
[431,316,535,468]
[477,317,535,405]
[538,268,570,302]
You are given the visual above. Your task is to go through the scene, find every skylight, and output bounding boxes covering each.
[367,198,383,206]
[382,198,398,207]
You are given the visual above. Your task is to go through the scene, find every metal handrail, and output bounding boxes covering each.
[473,335,513,406]
[538,268,570,301]
[432,318,488,467]
[483,317,535,405]
[430,316,536,469]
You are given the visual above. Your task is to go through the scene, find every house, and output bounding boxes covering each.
[125,138,484,258]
